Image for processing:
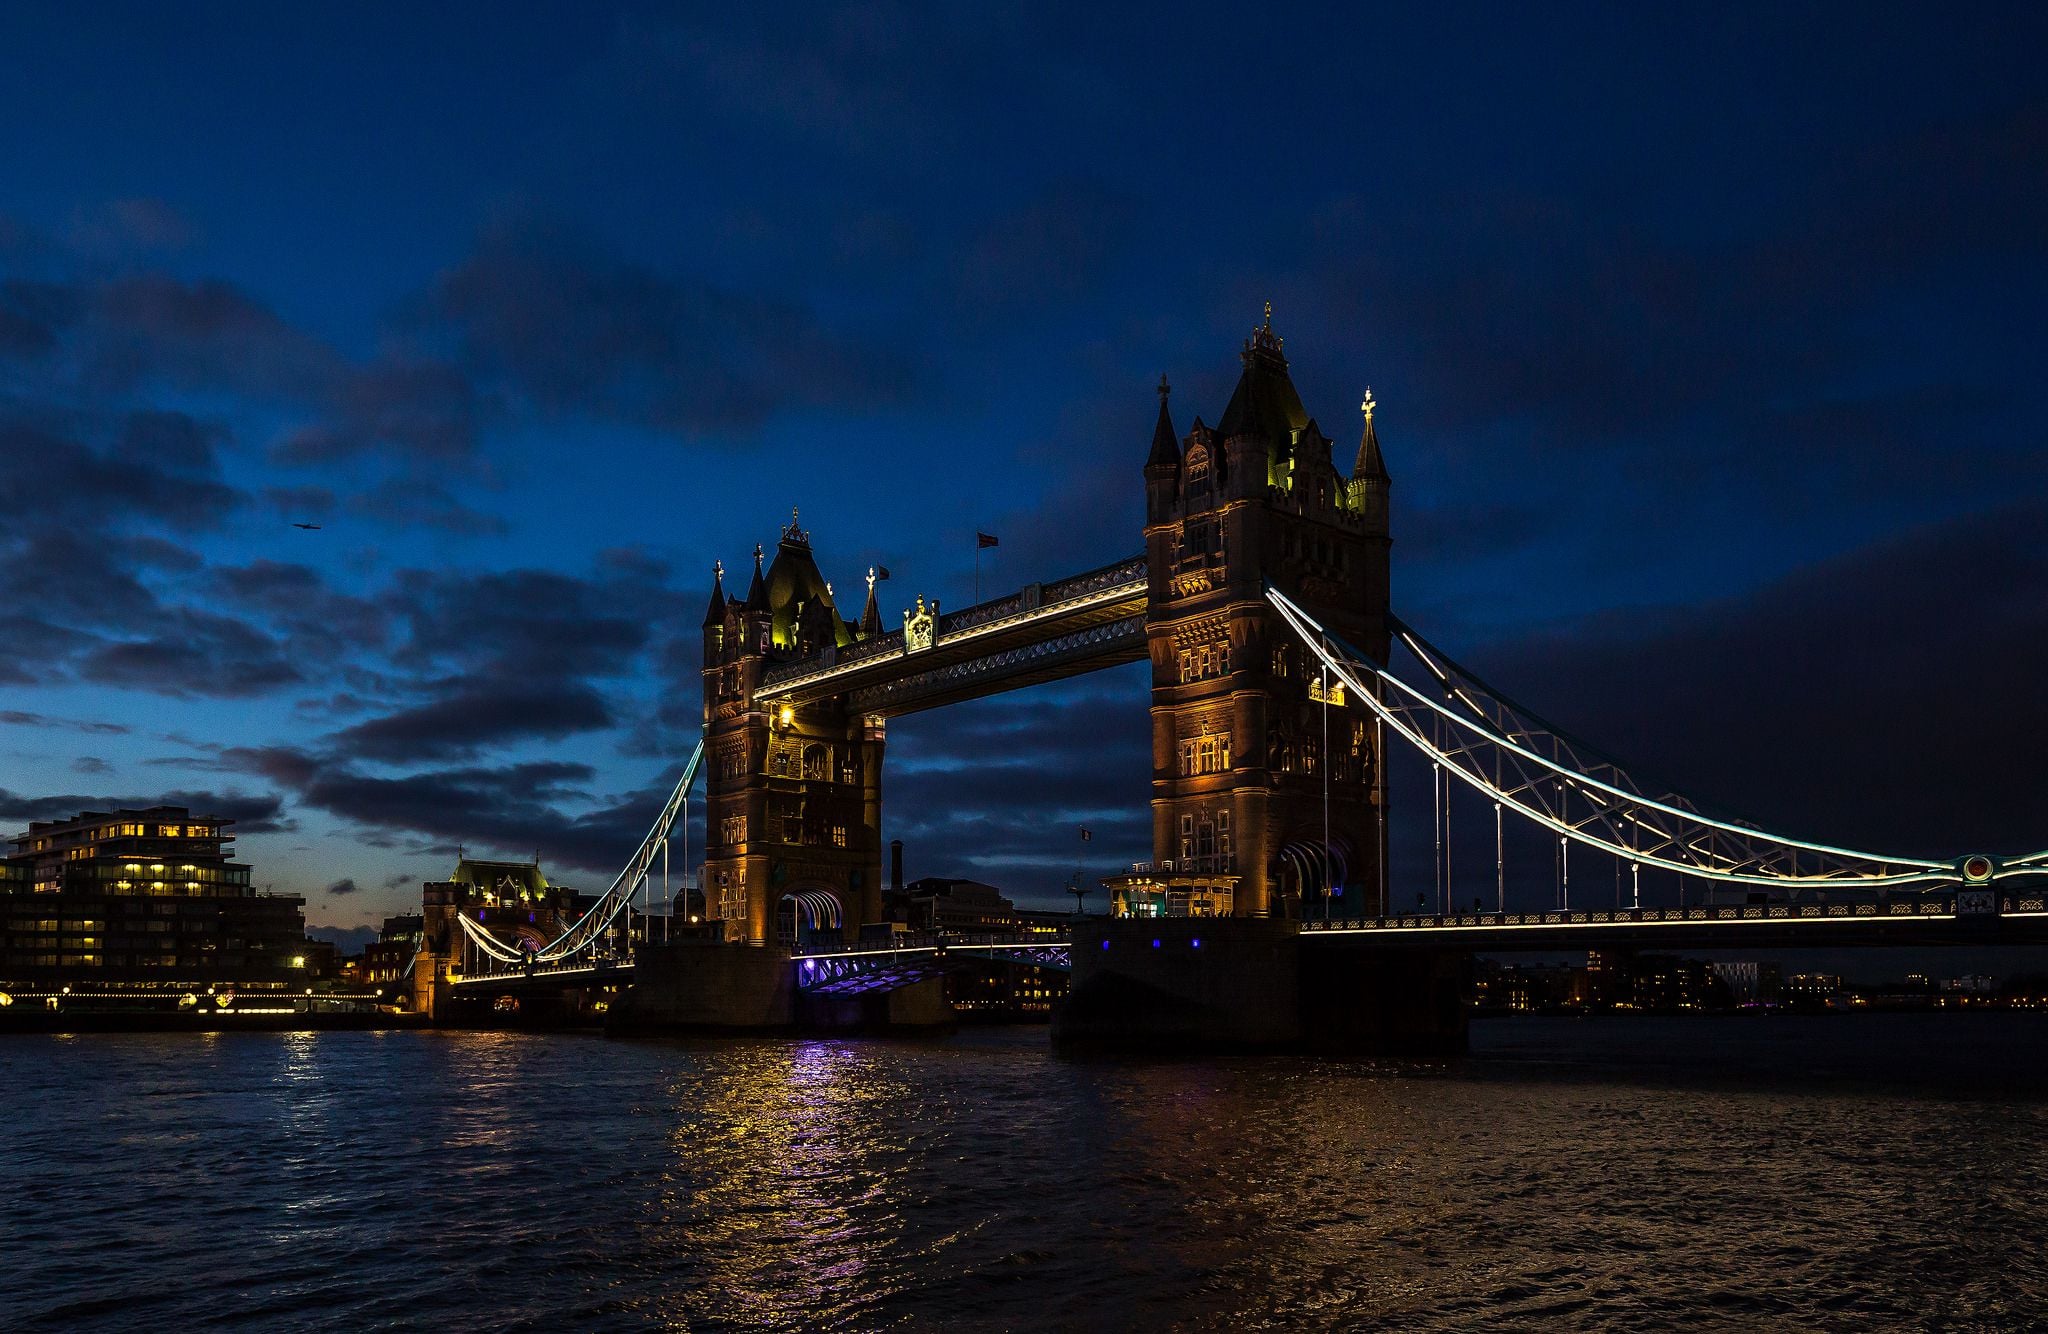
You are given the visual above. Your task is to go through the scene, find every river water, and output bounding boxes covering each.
[5,1015,2048,1330]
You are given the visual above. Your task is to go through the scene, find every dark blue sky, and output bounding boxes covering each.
[1,3,2044,929]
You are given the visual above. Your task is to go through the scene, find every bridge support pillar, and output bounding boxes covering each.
[609,939,798,1034]
[1056,918,1300,1051]
[1055,919,1467,1057]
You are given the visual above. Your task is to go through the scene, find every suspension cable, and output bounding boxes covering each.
[1267,590,1996,890]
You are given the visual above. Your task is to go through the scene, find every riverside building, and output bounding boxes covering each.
[1,805,307,1001]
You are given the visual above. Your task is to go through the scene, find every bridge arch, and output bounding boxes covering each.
[776,887,845,950]
[1276,838,1349,917]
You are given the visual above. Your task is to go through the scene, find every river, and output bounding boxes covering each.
[5,1015,2047,1330]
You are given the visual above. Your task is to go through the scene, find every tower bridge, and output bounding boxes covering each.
[429,309,2048,1051]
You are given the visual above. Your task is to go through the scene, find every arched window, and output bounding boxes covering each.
[801,744,828,781]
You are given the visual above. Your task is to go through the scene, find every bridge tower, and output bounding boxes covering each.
[1135,310,1391,919]
[700,514,887,947]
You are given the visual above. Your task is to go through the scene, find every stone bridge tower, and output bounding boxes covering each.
[700,512,887,947]
[1131,311,1391,919]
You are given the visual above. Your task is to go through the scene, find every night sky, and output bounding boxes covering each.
[2,4,2044,938]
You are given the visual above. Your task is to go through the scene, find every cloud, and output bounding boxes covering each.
[207,560,391,666]
[83,274,334,400]
[227,746,660,875]
[269,356,485,464]
[0,786,290,834]
[3,267,487,470]
[66,198,196,256]
[383,561,659,680]
[0,277,74,357]
[423,218,913,439]
[260,485,337,522]
[325,877,362,896]
[883,674,1153,896]
[326,681,614,763]
[75,607,302,698]
[0,411,240,530]
[0,710,131,735]
[70,756,113,775]
[343,478,509,536]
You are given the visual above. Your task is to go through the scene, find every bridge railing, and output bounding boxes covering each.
[791,928,1073,958]
[1296,893,2000,933]
[758,554,1146,693]
[1121,856,1238,876]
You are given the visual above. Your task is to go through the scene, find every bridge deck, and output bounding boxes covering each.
[446,961,633,992]
[1303,895,2048,950]
[754,556,1146,716]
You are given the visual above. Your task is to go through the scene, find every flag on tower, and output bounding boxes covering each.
[976,531,1000,549]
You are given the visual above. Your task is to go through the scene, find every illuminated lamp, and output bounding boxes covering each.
[1192,938,1202,949]
[1151,938,1161,949]
[1099,940,1110,950]
[779,705,794,727]
[291,955,306,968]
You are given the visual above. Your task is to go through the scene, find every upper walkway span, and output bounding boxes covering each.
[753,555,1146,717]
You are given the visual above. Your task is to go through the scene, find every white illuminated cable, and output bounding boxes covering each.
[456,912,527,963]
[1271,590,1956,874]
[529,740,705,962]
[1309,595,1949,873]
[1267,591,1959,889]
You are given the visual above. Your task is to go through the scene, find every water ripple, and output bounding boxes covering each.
[4,1017,2048,1329]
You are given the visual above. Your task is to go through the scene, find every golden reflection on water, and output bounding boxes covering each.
[442,1030,534,1158]
[647,1040,915,1327]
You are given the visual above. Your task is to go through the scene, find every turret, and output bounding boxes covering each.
[701,560,727,626]
[744,543,767,610]
[1216,304,1309,491]
[701,561,728,666]
[1349,388,1391,536]
[1144,374,1179,523]
[859,568,882,638]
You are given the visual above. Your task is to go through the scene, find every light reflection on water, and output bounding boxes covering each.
[5,1016,2048,1330]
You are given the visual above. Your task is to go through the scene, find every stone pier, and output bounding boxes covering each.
[1053,918,1467,1056]
[609,939,955,1037]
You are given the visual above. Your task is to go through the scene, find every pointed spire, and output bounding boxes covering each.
[701,559,727,626]
[1353,387,1389,482]
[745,543,767,608]
[1145,373,1179,471]
[859,566,882,637]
